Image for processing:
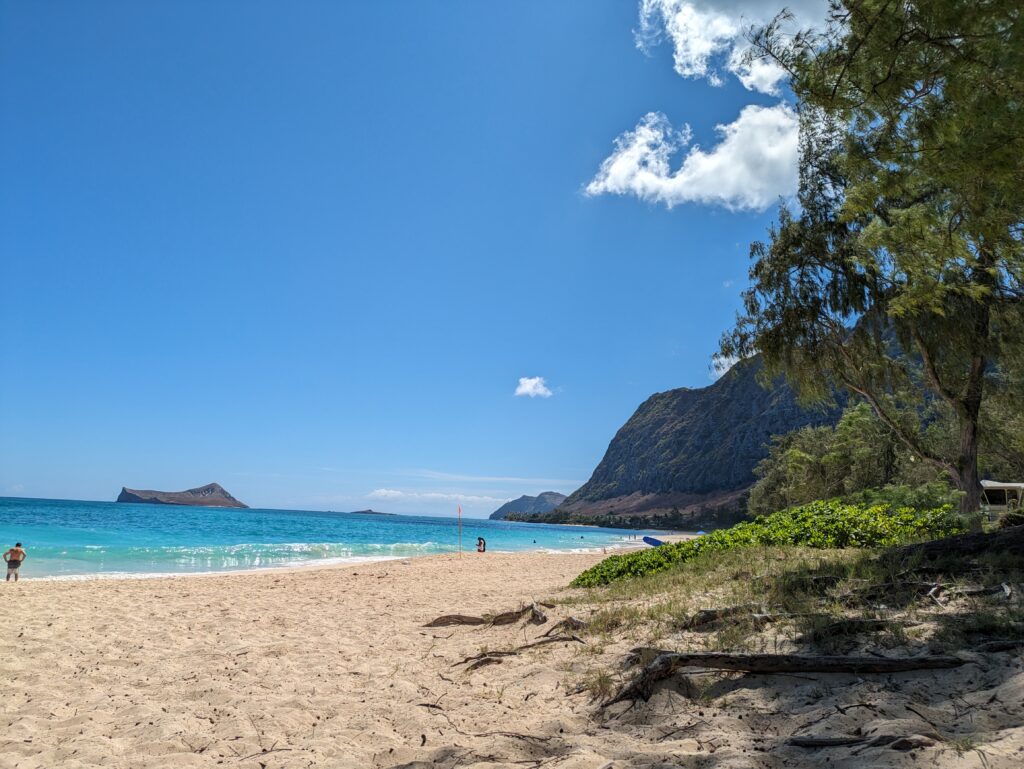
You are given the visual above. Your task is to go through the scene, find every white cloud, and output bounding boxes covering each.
[367,489,508,504]
[586,104,798,211]
[722,279,734,288]
[637,0,826,95]
[515,376,553,398]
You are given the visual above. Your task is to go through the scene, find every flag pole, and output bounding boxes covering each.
[457,503,463,557]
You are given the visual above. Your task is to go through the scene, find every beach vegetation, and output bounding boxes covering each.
[558,532,1023,724]
[747,403,962,515]
[571,499,963,587]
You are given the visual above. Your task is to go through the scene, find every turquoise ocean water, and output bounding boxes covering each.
[0,497,658,579]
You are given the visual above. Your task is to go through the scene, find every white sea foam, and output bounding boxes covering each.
[27,555,408,582]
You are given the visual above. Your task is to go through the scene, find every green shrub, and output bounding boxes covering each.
[845,482,962,511]
[571,500,964,587]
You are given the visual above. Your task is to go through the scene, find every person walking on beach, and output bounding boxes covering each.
[4,543,26,582]
[476,537,486,553]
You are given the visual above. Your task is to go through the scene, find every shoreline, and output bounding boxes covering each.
[16,533,700,583]
[11,537,699,583]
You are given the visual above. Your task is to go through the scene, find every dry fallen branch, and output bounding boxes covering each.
[542,616,587,636]
[424,602,548,628]
[466,657,503,671]
[424,614,487,627]
[788,736,866,748]
[945,583,1012,599]
[608,651,965,706]
[788,733,942,750]
[453,635,584,671]
[453,650,519,667]
[681,605,758,630]
[976,638,1024,653]
[853,732,943,753]
[515,634,585,651]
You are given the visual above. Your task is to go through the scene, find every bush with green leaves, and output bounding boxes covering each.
[571,500,963,587]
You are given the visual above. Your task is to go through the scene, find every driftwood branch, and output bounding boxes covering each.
[542,616,588,636]
[976,638,1024,653]
[516,634,585,651]
[608,651,965,706]
[453,635,584,671]
[424,602,549,628]
[425,614,486,627]
[453,650,519,667]
[681,605,757,630]
[788,736,866,747]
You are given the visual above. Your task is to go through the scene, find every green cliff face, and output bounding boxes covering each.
[553,358,843,527]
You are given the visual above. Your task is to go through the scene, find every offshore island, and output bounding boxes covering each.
[116,483,248,508]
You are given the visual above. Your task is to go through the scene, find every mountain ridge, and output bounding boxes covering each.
[488,492,567,520]
[545,358,844,528]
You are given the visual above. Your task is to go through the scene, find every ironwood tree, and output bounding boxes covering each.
[721,0,1024,512]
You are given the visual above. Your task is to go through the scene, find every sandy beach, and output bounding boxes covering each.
[2,550,1021,769]
[1,552,610,769]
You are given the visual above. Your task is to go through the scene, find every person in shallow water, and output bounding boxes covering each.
[4,542,26,582]
[476,537,486,553]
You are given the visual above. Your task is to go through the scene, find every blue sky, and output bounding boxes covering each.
[0,1,825,516]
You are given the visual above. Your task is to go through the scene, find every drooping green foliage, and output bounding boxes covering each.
[748,403,955,514]
[721,0,1024,512]
[570,500,963,587]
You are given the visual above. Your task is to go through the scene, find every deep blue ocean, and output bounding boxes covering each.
[0,497,658,579]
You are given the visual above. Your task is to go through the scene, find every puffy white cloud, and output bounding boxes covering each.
[586,104,798,211]
[515,376,553,398]
[637,0,826,95]
[367,489,508,504]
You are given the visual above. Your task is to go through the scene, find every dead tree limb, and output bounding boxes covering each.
[542,616,587,636]
[424,602,548,629]
[788,736,866,747]
[517,634,585,650]
[466,657,503,671]
[681,605,757,630]
[453,650,519,667]
[424,614,487,627]
[945,583,1012,599]
[608,651,966,706]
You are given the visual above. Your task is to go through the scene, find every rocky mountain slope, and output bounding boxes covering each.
[116,483,248,508]
[489,492,567,520]
[550,358,843,528]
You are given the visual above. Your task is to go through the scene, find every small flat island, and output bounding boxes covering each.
[116,483,248,508]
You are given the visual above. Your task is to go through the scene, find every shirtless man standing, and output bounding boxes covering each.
[4,543,26,582]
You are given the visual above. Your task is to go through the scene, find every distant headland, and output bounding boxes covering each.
[116,483,248,509]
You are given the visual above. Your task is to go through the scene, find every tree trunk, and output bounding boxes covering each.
[957,412,982,514]
[955,307,988,514]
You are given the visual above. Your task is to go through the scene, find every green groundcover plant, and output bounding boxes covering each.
[571,500,964,587]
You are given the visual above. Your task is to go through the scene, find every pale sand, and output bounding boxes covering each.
[2,552,1021,769]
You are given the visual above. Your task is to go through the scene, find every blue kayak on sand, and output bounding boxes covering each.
[642,536,665,547]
